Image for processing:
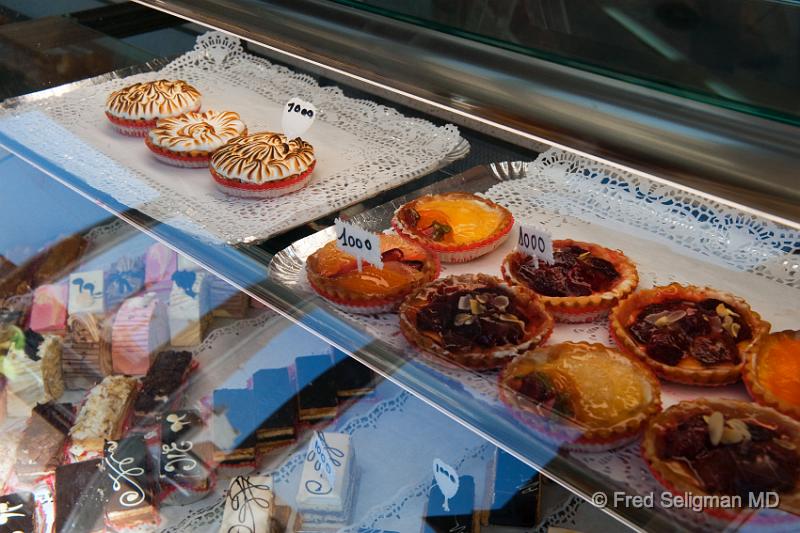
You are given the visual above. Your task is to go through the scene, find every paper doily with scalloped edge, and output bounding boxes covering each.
[0,31,468,244]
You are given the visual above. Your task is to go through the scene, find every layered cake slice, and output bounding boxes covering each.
[209,276,249,318]
[54,459,107,533]
[487,449,540,527]
[295,354,338,422]
[253,367,297,451]
[15,402,74,482]
[144,242,177,302]
[70,375,138,456]
[212,388,258,466]
[103,435,158,529]
[0,491,37,532]
[111,293,169,376]
[423,475,479,533]
[134,350,193,417]
[332,349,377,399]
[168,270,211,347]
[68,270,105,317]
[28,283,68,334]
[160,409,212,505]
[3,327,64,416]
[221,475,276,533]
[62,313,111,390]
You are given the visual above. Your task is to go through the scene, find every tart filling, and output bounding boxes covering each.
[642,399,800,515]
[610,284,769,385]
[306,234,439,313]
[500,342,661,448]
[745,330,800,420]
[502,240,638,321]
[399,274,553,369]
[392,193,514,262]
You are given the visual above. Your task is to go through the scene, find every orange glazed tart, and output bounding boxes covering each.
[500,342,661,452]
[145,110,247,168]
[392,193,514,263]
[399,274,553,370]
[642,399,800,518]
[210,132,315,198]
[610,284,769,386]
[744,330,800,420]
[105,79,201,136]
[502,239,638,323]
[306,234,439,314]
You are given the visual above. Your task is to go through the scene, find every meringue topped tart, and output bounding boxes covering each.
[105,79,201,136]
[306,234,439,314]
[392,192,514,262]
[210,132,316,198]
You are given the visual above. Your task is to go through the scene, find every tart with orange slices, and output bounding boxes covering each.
[502,239,638,322]
[392,193,514,263]
[610,284,769,386]
[306,234,439,314]
[744,330,800,420]
[399,274,553,369]
[500,342,661,451]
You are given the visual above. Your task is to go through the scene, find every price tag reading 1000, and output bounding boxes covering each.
[334,218,383,272]
[517,223,554,266]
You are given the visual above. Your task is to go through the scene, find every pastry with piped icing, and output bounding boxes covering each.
[105,79,201,136]
[145,110,247,167]
[209,131,316,198]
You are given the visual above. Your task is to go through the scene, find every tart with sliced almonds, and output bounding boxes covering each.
[502,239,638,323]
[399,274,553,370]
[744,330,800,420]
[392,192,514,263]
[306,234,439,314]
[642,399,800,517]
[610,284,769,386]
[499,342,662,451]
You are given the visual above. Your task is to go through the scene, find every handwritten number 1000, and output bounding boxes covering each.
[337,226,372,251]
[287,103,314,117]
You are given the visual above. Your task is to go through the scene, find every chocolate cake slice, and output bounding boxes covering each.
[160,409,211,503]
[295,354,338,422]
[253,367,297,450]
[15,402,74,481]
[134,350,193,416]
[55,459,106,533]
[0,491,36,532]
[212,388,258,465]
[103,435,158,529]
[332,348,378,399]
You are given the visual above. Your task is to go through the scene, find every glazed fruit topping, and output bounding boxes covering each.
[660,411,799,497]
[380,248,424,270]
[402,207,452,242]
[628,299,752,366]
[507,371,574,419]
[416,288,527,350]
[516,246,619,297]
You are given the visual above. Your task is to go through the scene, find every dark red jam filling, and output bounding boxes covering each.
[628,299,752,366]
[416,287,527,351]
[380,248,424,270]
[660,413,799,497]
[515,246,619,297]
[507,371,573,419]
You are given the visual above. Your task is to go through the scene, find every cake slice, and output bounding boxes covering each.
[221,475,275,533]
[70,375,138,455]
[3,327,64,416]
[332,349,377,399]
[54,459,106,533]
[134,350,193,416]
[111,293,169,376]
[0,491,36,532]
[168,270,211,347]
[15,402,74,482]
[295,354,338,422]
[68,270,105,316]
[253,367,297,451]
[144,243,177,302]
[209,276,249,318]
[423,475,479,533]
[212,388,258,465]
[103,435,158,529]
[105,256,145,309]
[295,432,356,528]
[160,409,212,505]
[29,283,68,334]
[62,313,111,390]
[487,449,540,527]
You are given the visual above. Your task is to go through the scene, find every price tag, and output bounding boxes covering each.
[433,459,459,512]
[517,224,554,266]
[335,218,383,272]
[312,431,337,487]
[282,97,316,139]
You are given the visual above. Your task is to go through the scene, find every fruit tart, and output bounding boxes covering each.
[744,330,800,420]
[500,342,661,451]
[392,193,514,263]
[642,399,800,517]
[502,239,638,323]
[610,284,769,386]
[306,234,439,314]
[105,79,201,136]
[399,274,553,369]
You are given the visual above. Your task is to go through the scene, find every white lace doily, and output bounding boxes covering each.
[0,31,468,244]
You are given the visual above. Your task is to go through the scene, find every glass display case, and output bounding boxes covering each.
[0,2,798,532]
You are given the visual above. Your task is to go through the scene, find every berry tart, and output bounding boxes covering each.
[500,342,662,451]
[502,239,638,322]
[209,132,315,198]
[145,110,246,168]
[744,330,800,420]
[306,234,439,314]
[399,274,553,370]
[642,399,800,517]
[105,79,201,136]
[392,192,514,263]
[610,284,769,386]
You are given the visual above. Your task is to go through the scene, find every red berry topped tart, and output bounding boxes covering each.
[306,234,439,314]
[210,132,316,198]
[399,274,553,370]
[744,330,800,421]
[145,110,247,168]
[392,193,514,263]
[610,284,769,386]
[502,239,638,323]
[105,79,201,136]
[642,399,800,517]
[500,342,661,451]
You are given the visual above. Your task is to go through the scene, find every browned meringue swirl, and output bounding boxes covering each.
[148,110,246,152]
[106,79,201,120]
[210,131,316,183]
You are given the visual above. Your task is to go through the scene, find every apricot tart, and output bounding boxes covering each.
[392,193,514,263]
[306,234,439,314]
[399,274,553,369]
[642,399,800,516]
[499,342,661,451]
[502,239,638,323]
[744,330,800,420]
[610,284,769,386]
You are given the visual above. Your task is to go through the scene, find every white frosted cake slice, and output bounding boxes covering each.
[168,271,211,347]
[220,475,275,533]
[295,432,356,528]
[68,270,105,316]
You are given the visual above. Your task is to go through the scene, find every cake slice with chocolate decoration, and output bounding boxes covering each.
[15,402,75,483]
[70,375,139,458]
[160,409,213,505]
[55,459,107,533]
[103,435,158,530]
[168,270,211,347]
[134,350,193,418]
[0,492,37,533]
